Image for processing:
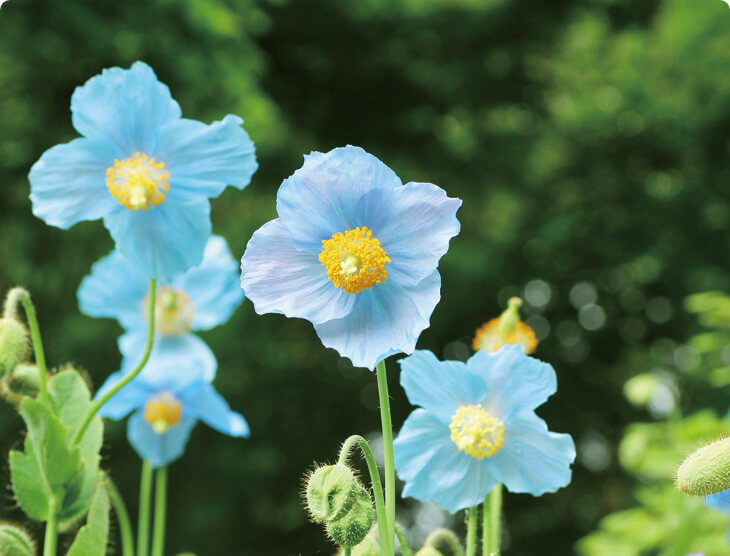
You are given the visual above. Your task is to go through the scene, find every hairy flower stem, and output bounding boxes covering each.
[465,506,479,556]
[137,460,154,556]
[482,484,502,555]
[151,467,167,556]
[338,435,390,554]
[424,529,465,556]
[105,474,135,556]
[4,287,50,406]
[42,497,58,556]
[71,278,157,447]
[375,360,396,556]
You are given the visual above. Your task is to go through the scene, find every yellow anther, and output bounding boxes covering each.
[473,297,537,354]
[142,287,195,336]
[450,405,504,459]
[319,227,390,294]
[143,391,183,435]
[106,152,169,211]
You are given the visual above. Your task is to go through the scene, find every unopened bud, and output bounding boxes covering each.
[326,487,374,548]
[677,437,730,496]
[0,318,27,377]
[338,534,379,556]
[416,548,444,556]
[305,464,358,523]
[0,523,35,556]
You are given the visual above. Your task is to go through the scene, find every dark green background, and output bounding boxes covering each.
[2,0,730,554]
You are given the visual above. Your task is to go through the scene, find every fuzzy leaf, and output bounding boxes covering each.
[66,481,110,556]
[9,445,49,520]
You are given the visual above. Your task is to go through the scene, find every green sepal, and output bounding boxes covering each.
[0,523,35,556]
[66,481,110,556]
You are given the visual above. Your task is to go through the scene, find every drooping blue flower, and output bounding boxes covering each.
[240,145,461,370]
[393,346,575,513]
[30,62,257,280]
[96,341,248,468]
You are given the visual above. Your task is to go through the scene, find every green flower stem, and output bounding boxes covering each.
[71,278,156,447]
[105,475,135,556]
[338,435,390,555]
[137,460,154,556]
[42,497,58,556]
[375,359,396,556]
[483,484,502,555]
[424,529,465,556]
[394,524,412,556]
[465,506,479,556]
[4,287,50,406]
[151,466,167,556]
[343,549,351,556]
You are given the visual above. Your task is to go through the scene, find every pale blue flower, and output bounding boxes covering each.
[240,145,461,370]
[96,342,248,468]
[393,346,575,513]
[30,61,257,280]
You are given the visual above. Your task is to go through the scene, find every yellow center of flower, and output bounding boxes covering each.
[449,405,505,459]
[142,287,195,336]
[143,392,183,435]
[319,227,390,294]
[106,152,170,211]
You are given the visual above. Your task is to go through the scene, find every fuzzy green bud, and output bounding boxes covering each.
[677,437,730,495]
[326,486,374,548]
[338,534,379,556]
[0,318,27,377]
[306,464,359,523]
[0,523,35,556]
[416,548,444,556]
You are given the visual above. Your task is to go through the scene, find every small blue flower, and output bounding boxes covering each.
[30,62,257,280]
[96,342,248,468]
[240,145,461,370]
[393,346,575,513]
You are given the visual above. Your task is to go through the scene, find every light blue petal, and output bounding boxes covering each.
[240,218,355,324]
[155,115,257,202]
[171,235,244,331]
[488,410,575,496]
[394,409,498,514]
[95,370,152,420]
[119,331,217,385]
[276,146,402,251]
[127,411,196,468]
[178,382,249,437]
[467,346,557,420]
[355,182,461,287]
[71,61,181,155]
[103,198,211,281]
[313,271,441,370]
[77,250,149,330]
[29,138,118,229]
[706,488,730,514]
[399,351,486,423]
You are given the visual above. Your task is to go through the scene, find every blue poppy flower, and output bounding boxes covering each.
[240,145,461,370]
[30,61,257,280]
[393,346,575,513]
[96,341,248,468]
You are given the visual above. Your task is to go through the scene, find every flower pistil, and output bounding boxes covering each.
[106,152,170,211]
[449,404,504,459]
[143,391,183,434]
[319,226,390,294]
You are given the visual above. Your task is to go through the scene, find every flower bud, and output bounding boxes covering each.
[416,548,444,556]
[338,534,379,556]
[326,486,374,548]
[305,464,359,523]
[0,318,27,378]
[677,437,730,495]
[0,522,35,556]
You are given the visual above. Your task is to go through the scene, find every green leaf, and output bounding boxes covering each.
[9,446,48,521]
[0,523,35,556]
[66,480,110,556]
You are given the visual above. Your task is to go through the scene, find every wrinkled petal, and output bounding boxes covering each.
[127,411,196,468]
[356,182,461,286]
[29,138,118,229]
[95,370,152,420]
[706,488,730,514]
[71,62,181,154]
[103,199,211,281]
[178,382,249,437]
[171,235,244,331]
[155,115,258,202]
[468,346,557,420]
[394,409,498,513]
[77,249,149,329]
[240,218,355,324]
[314,271,441,370]
[276,146,402,251]
[488,410,575,496]
[399,351,486,423]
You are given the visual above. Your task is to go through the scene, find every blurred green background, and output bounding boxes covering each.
[3,0,730,554]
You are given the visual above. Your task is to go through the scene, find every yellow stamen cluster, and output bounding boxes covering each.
[142,287,195,336]
[319,227,390,294]
[143,391,183,435]
[106,152,169,211]
[473,297,537,354]
[450,404,505,459]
